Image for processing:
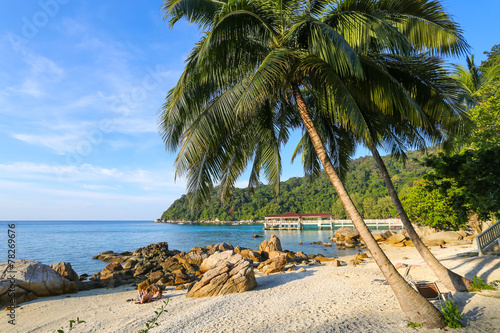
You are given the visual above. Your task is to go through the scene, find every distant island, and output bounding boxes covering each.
[159,149,430,222]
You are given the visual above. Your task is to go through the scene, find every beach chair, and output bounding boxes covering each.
[404,266,452,307]
[413,281,452,308]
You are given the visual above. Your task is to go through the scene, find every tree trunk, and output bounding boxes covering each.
[370,147,473,291]
[292,83,445,328]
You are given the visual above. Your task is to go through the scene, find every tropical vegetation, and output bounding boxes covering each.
[160,0,471,327]
[162,149,429,221]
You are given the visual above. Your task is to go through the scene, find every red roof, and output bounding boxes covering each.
[265,212,332,218]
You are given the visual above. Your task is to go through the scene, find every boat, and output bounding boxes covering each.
[232,222,239,226]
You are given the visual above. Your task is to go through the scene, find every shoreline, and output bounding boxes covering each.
[3,245,500,333]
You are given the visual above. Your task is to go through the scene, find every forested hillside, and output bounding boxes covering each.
[161,150,430,221]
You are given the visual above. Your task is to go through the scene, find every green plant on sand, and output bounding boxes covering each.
[407,321,423,328]
[468,276,496,292]
[57,317,85,333]
[440,300,463,328]
[138,299,169,333]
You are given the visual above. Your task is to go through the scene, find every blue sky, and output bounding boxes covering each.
[1,1,499,220]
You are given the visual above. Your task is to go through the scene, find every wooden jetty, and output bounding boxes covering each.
[264,212,402,230]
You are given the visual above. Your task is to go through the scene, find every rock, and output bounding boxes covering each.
[133,242,171,258]
[334,227,359,241]
[133,262,155,276]
[186,259,257,298]
[204,243,234,254]
[268,250,287,259]
[354,253,368,260]
[423,231,463,245]
[372,230,393,242]
[294,251,308,262]
[252,234,261,238]
[200,251,242,273]
[257,254,287,275]
[239,249,262,262]
[259,235,283,253]
[322,243,333,247]
[0,260,77,307]
[285,265,296,272]
[385,234,406,244]
[313,256,332,263]
[50,262,78,282]
[122,258,138,270]
[176,250,209,266]
[391,242,406,247]
[348,259,360,267]
[296,268,306,273]
[328,259,341,267]
[299,241,303,245]
[176,284,186,290]
[175,273,192,285]
[404,241,414,247]
[101,262,123,274]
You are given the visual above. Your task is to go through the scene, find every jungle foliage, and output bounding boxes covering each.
[161,149,429,221]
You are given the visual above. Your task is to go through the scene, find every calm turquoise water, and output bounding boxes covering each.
[1,221,360,276]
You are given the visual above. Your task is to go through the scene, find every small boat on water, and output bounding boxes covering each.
[178,222,185,225]
[231,222,239,226]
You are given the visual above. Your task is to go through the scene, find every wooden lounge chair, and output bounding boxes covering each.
[403,266,452,307]
[413,281,452,307]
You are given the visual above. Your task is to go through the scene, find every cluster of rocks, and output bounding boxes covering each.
[1,234,364,307]
[329,227,474,248]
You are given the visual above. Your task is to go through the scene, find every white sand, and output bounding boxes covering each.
[2,245,499,333]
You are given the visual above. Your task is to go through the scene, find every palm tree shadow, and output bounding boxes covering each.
[450,292,485,327]
[253,270,314,291]
[439,256,500,282]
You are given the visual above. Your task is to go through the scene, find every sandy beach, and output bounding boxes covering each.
[3,244,499,333]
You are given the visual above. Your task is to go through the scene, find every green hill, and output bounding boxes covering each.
[161,150,430,221]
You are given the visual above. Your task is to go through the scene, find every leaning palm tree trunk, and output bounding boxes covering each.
[370,147,473,291]
[292,83,445,328]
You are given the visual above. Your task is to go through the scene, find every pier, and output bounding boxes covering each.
[264,212,402,230]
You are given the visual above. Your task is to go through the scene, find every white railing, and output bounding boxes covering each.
[263,218,402,229]
[477,220,500,256]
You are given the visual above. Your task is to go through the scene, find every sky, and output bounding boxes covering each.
[1,0,499,220]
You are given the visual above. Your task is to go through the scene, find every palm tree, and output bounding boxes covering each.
[453,55,500,107]
[294,53,474,291]
[159,0,469,327]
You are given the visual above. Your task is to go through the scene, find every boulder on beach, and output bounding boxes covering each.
[50,262,79,282]
[257,254,287,275]
[334,227,359,241]
[204,243,234,255]
[132,242,174,259]
[385,234,406,244]
[199,251,243,273]
[0,260,77,307]
[186,258,257,298]
[423,231,463,245]
[371,230,393,242]
[259,235,283,253]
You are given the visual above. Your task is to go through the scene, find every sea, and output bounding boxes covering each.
[2,220,363,276]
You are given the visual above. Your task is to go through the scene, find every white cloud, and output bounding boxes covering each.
[0,162,186,191]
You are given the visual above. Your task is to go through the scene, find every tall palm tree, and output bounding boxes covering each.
[294,53,474,291]
[159,0,468,327]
